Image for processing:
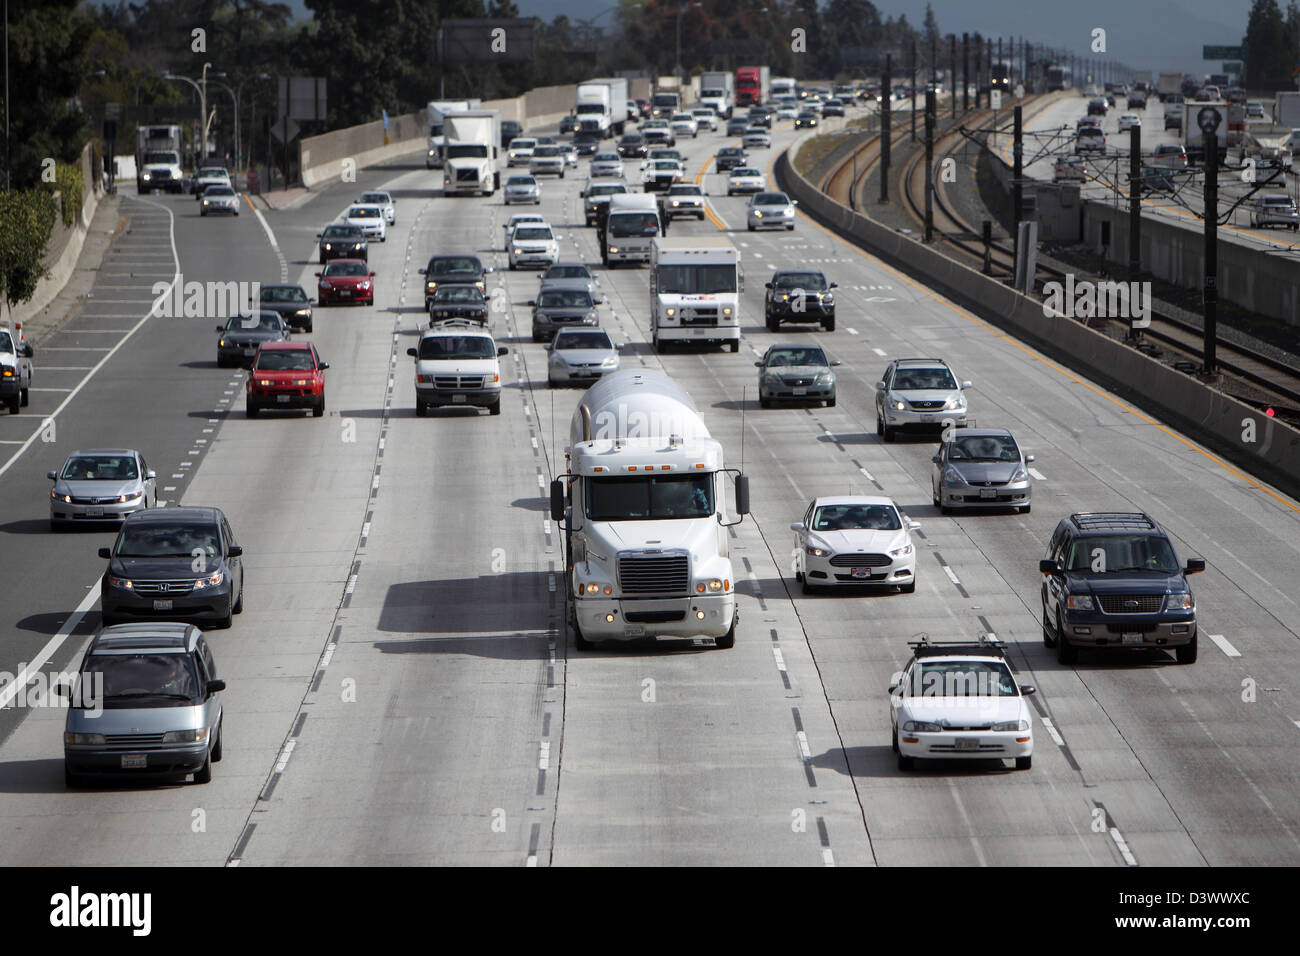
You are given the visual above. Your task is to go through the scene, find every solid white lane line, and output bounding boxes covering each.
[0,586,100,710]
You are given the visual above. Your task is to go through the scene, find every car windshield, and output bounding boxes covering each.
[325,262,368,277]
[206,186,235,197]
[513,140,536,149]
[620,136,643,145]
[545,266,590,280]
[590,185,626,197]
[429,258,480,275]
[262,287,306,303]
[911,661,1018,697]
[418,336,495,359]
[435,287,483,303]
[360,193,388,203]
[61,455,138,481]
[87,653,201,704]
[893,367,957,390]
[812,503,900,531]
[732,169,760,178]
[773,272,826,290]
[506,176,536,186]
[586,474,713,520]
[594,154,619,163]
[754,192,789,205]
[225,313,283,331]
[653,161,678,170]
[0,331,11,351]
[533,147,560,156]
[348,207,379,218]
[609,212,659,237]
[515,227,553,240]
[256,349,316,370]
[539,290,593,308]
[668,187,700,196]
[948,435,1019,461]
[115,522,220,557]
[766,347,828,368]
[445,144,487,158]
[1063,535,1180,573]
[143,151,177,164]
[554,331,611,350]
[323,226,361,238]
[199,168,226,178]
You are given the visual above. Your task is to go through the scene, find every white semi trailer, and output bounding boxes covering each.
[550,369,750,649]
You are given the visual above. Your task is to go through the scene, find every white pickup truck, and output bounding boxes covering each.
[0,324,34,414]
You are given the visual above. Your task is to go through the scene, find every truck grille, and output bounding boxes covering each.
[829,553,891,568]
[1097,594,1164,614]
[132,579,197,595]
[455,169,477,182]
[681,309,718,326]
[618,553,690,594]
[434,375,485,390]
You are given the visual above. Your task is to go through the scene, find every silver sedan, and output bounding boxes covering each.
[504,175,541,205]
[746,191,797,231]
[49,449,157,529]
[547,328,620,386]
[930,428,1034,514]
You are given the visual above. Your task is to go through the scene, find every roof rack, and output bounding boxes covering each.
[897,357,948,364]
[428,318,487,329]
[906,634,1006,659]
[1069,512,1156,532]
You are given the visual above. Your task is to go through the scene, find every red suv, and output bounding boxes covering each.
[246,341,328,417]
[316,258,375,306]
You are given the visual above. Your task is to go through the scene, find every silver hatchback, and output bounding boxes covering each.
[60,623,225,787]
[49,449,157,529]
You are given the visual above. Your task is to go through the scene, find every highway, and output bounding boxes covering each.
[1,106,1298,867]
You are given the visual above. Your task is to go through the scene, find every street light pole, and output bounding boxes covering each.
[163,69,209,166]
[208,77,238,167]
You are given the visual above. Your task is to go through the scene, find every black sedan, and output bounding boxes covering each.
[715,146,748,171]
[317,224,367,264]
[573,134,601,156]
[215,311,291,368]
[428,284,489,326]
[259,284,314,332]
[618,133,648,158]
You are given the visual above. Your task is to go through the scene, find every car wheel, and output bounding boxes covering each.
[940,503,953,515]
[891,726,899,753]
[826,396,836,407]
[800,576,813,595]
[246,402,259,418]
[876,411,884,436]
[883,422,895,442]
[822,317,835,331]
[488,398,501,416]
[1056,612,1077,664]
[7,394,19,414]
[766,316,778,332]
[1015,755,1032,770]
[1020,503,1031,514]
[1176,634,1198,664]
[715,613,737,649]
[215,604,233,630]
[747,223,755,231]
[313,396,325,417]
[65,765,84,788]
[212,721,223,762]
[760,396,772,409]
[900,577,916,594]
[415,401,428,418]
[304,322,312,333]
[786,224,794,230]
[573,617,593,651]
[728,340,739,353]
[193,749,213,784]
[897,752,914,771]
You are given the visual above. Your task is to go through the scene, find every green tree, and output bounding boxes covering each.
[1245,0,1291,90]
[0,190,57,323]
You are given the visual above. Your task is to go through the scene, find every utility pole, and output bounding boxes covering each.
[950,34,957,118]
[1201,120,1219,378]
[910,37,917,142]
[880,54,891,204]
[1012,104,1023,263]
[924,87,935,242]
[962,34,969,111]
[1128,122,1142,312]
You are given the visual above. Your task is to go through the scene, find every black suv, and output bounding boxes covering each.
[1087,97,1107,116]
[1039,513,1204,665]
[764,270,837,331]
[418,255,491,310]
[715,146,748,171]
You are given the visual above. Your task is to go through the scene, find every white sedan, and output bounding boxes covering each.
[343,204,387,241]
[357,190,396,224]
[726,167,765,195]
[742,127,772,149]
[503,213,546,250]
[589,152,625,178]
[791,496,917,593]
[691,108,718,132]
[1117,113,1141,132]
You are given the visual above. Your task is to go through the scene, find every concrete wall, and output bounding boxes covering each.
[13,142,103,326]
[777,132,1300,502]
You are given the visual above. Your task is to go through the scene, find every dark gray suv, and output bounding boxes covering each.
[1039,513,1205,665]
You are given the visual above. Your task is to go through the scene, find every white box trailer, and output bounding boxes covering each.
[426,100,481,168]
[699,72,735,117]
[550,368,750,648]
[442,110,501,196]
[650,236,741,353]
[576,78,630,138]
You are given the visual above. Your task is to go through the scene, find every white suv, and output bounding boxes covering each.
[889,638,1036,771]
[874,357,971,442]
[406,322,508,417]
[507,223,560,270]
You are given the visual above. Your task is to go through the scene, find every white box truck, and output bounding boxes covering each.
[426,100,481,169]
[652,79,682,119]
[442,110,500,196]
[770,76,796,100]
[699,71,735,117]
[136,125,185,194]
[601,193,661,265]
[550,368,750,649]
[1157,72,1183,103]
[650,236,741,353]
[575,78,630,138]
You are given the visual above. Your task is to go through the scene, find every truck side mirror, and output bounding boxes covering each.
[735,474,751,516]
[550,479,565,522]
[1039,558,1061,575]
[1185,558,1206,574]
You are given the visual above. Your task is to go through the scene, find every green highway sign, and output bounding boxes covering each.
[1203,45,1243,60]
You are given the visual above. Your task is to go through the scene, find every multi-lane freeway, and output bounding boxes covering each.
[1,105,1298,869]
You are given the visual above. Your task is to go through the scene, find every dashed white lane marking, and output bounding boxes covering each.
[942,565,961,585]
[526,855,538,867]
[361,521,371,540]
[795,731,812,760]
[1208,634,1241,658]
[822,849,835,866]
[319,643,336,668]
[858,467,873,480]
[1109,826,1138,866]
[345,574,358,595]
[872,348,887,356]
[1039,716,1066,747]
[274,739,296,774]
[846,327,858,335]
[1028,467,1046,481]
[163,485,176,492]
[538,741,551,771]
[772,647,787,672]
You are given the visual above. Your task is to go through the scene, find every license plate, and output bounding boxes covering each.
[623,624,645,636]
[339,290,352,297]
[452,394,467,403]
[693,328,707,336]
[277,394,291,403]
[85,508,104,518]
[1121,632,1144,645]
[121,754,147,769]
[850,568,872,578]
[153,599,172,611]
[920,414,936,423]
[980,488,998,499]
[792,387,807,396]
[954,738,980,751]
[243,348,255,357]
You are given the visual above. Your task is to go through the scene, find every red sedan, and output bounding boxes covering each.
[316,258,375,306]
[246,341,328,417]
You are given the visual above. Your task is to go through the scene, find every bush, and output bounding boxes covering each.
[45,162,84,227]
[0,189,57,316]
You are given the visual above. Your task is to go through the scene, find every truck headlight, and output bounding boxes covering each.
[192,571,224,589]
[1066,594,1095,611]
[581,581,612,597]
[694,579,724,593]
[1165,593,1193,611]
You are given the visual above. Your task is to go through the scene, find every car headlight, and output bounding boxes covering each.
[257,379,273,386]
[202,199,210,205]
[944,396,965,410]
[903,720,942,732]
[754,210,763,217]
[586,311,598,322]
[1011,468,1028,482]
[892,399,906,410]
[192,571,224,590]
[764,371,782,383]
[360,281,371,290]
[551,354,569,366]
[581,581,613,597]
[601,356,618,367]
[295,309,310,316]
[890,543,914,557]
[805,545,830,558]
[65,733,106,745]
[118,493,141,503]
[992,719,1030,732]
[943,466,967,484]
[1165,593,1194,611]
[608,246,619,253]
[320,281,331,290]
[52,491,71,502]
[108,576,134,590]
[294,379,310,386]
[815,372,833,385]
[821,293,834,304]
[162,728,208,743]
[1066,594,1095,611]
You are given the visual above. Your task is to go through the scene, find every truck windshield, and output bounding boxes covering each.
[609,212,659,237]
[577,104,605,114]
[656,264,737,294]
[653,95,677,106]
[143,151,178,164]
[446,144,488,158]
[587,474,714,520]
[1064,536,1179,573]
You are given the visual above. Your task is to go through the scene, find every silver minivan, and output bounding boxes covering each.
[60,623,224,787]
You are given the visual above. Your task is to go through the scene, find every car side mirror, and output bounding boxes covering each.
[593,295,604,304]
[98,547,112,559]
[961,380,972,389]
[21,344,32,358]
[1185,558,1206,574]
[830,360,841,367]
[550,479,565,521]
[227,545,243,558]
[1039,558,1061,575]
[418,268,427,275]
[754,361,763,368]
[47,470,57,480]
[875,381,886,390]
[314,272,322,278]
[527,300,536,307]
[1025,454,1036,463]
[407,347,418,357]
[319,362,329,370]
[215,325,224,333]
[497,346,509,356]
[207,679,227,695]
[484,267,494,274]
[907,519,921,530]
[789,522,805,532]
[887,684,899,695]
[735,474,750,515]
[931,455,942,463]
[145,470,157,480]
[829,282,838,288]
[1019,684,1037,696]
[764,282,773,289]
[315,232,322,238]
